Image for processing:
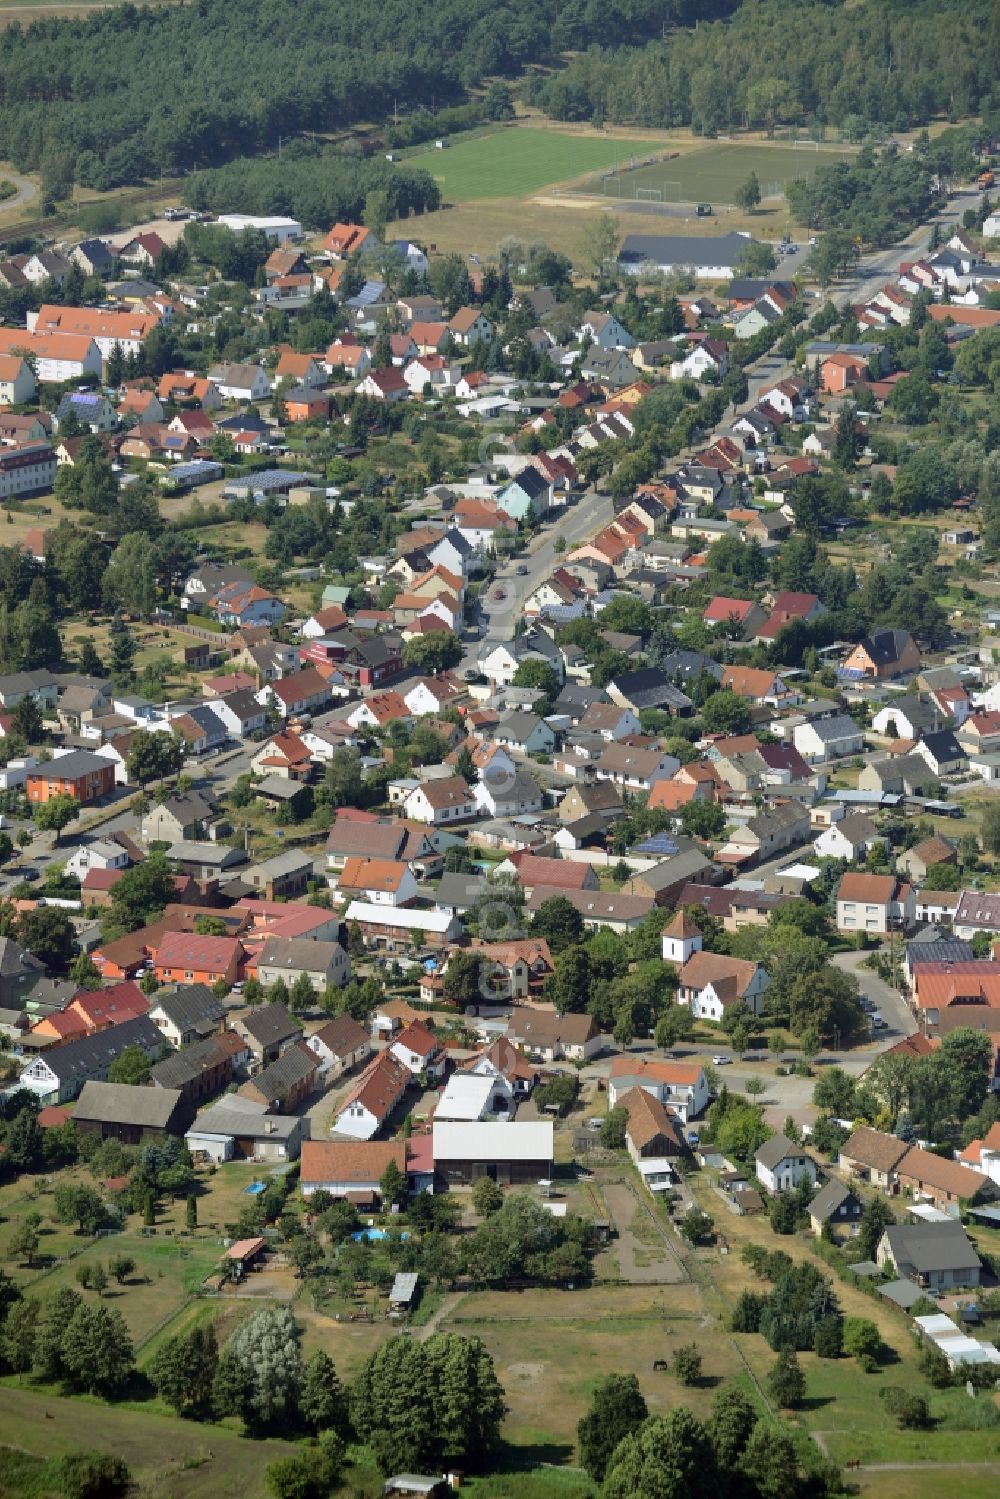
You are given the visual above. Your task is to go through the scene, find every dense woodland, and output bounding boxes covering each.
[526,0,1000,136]
[0,0,735,192]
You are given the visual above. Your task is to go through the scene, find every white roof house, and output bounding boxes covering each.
[432,1120,554,1161]
[435,1071,514,1122]
[217,214,303,243]
[342,902,460,938]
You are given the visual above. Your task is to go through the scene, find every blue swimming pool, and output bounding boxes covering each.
[245,1181,266,1196]
[351,1228,409,1243]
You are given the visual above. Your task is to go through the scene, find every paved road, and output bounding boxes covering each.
[0,168,38,216]
[468,483,613,669]
[833,947,916,1041]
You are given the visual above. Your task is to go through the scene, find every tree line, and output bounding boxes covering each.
[185,148,441,232]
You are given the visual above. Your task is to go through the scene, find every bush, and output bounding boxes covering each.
[843,1316,882,1367]
[59,1453,130,1499]
[881,1386,930,1429]
[266,1436,344,1499]
[678,1208,714,1245]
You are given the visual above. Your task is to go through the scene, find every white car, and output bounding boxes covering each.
[712,1054,731,1065]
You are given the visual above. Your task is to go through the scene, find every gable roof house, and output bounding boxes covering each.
[607,1056,708,1123]
[839,1126,910,1192]
[18,1014,163,1105]
[507,1009,603,1063]
[814,812,885,863]
[332,1050,411,1139]
[237,1041,319,1113]
[303,1013,370,1081]
[618,1086,686,1174]
[605,666,692,716]
[185,1096,307,1163]
[878,1221,982,1290]
[153,931,245,988]
[914,729,968,778]
[594,743,680,792]
[792,713,866,763]
[676,951,770,1021]
[755,1134,817,1194]
[841,628,921,682]
[402,776,477,826]
[150,1030,250,1106]
[230,1002,302,1067]
[808,1178,863,1241]
[894,1146,990,1214]
[147,984,225,1048]
[836,872,915,937]
[300,1138,408,1204]
[721,801,811,866]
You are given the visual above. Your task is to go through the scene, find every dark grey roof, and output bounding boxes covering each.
[907,939,974,965]
[553,685,610,718]
[0,936,45,982]
[807,713,863,743]
[809,1178,859,1222]
[658,650,723,685]
[859,628,914,668]
[217,689,264,721]
[32,749,110,779]
[186,704,227,738]
[883,1221,981,1275]
[727,278,797,300]
[920,730,966,762]
[239,1002,300,1049]
[619,233,759,270]
[151,984,224,1035]
[608,667,692,712]
[755,1133,807,1170]
[435,873,487,909]
[151,1033,234,1089]
[881,696,942,734]
[250,1043,316,1101]
[74,1080,184,1129]
[27,1015,162,1084]
[502,466,549,499]
[155,791,214,825]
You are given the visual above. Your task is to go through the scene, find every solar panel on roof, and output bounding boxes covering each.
[635,833,681,855]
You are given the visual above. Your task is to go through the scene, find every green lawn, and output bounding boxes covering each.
[403,128,660,202]
[0,1387,297,1499]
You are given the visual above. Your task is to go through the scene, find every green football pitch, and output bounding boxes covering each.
[406,127,666,202]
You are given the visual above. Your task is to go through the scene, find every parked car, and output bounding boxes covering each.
[711,1054,731,1065]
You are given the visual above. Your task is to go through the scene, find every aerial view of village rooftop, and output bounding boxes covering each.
[0,1,998,1496]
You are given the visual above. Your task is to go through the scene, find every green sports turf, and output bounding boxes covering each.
[591,141,856,204]
[408,128,664,202]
